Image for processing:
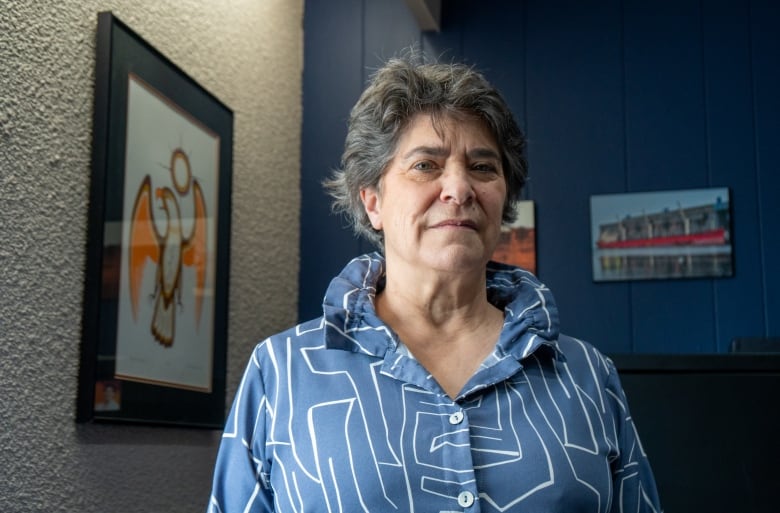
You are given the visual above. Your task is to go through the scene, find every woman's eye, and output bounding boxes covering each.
[413,161,436,171]
[472,162,498,173]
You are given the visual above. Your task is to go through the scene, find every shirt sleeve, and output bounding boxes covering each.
[208,346,274,513]
[605,359,663,513]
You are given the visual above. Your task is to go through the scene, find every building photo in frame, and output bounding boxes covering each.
[590,187,732,282]
[78,12,233,427]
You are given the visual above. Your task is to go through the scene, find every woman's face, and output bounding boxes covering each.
[361,112,506,275]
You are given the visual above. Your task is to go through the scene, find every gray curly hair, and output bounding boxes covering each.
[323,54,528,248]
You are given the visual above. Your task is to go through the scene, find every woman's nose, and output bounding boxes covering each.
[439,167,475,205]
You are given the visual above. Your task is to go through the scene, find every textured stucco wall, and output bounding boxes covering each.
[0,1,302,511]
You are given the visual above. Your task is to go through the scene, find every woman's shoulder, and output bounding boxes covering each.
[250,317,327,357]
[553,333,619,381]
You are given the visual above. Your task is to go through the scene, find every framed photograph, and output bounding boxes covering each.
[492,200,536,274]
[78,12,233,427]
[590,187,732,282]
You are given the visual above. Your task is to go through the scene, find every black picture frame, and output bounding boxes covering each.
[78,12,232,428]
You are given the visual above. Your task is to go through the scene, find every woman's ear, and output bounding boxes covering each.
[360,187,383,230]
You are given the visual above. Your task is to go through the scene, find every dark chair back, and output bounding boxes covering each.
[730,337,780,353]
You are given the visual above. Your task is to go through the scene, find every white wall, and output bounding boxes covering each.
[0,1,302,510]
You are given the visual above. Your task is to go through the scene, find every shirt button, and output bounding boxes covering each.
[457,490,475,508]
[449,410,464,425]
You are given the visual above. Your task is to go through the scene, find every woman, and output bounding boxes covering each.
[208,56,661,512]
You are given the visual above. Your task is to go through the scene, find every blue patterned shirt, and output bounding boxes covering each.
[208,253,661,512]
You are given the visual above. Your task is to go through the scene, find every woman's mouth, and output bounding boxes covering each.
[432,219,478,229]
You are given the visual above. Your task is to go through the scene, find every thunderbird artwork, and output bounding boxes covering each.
[128,148,207,347]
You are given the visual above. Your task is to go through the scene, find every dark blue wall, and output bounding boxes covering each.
[300,0,780,355]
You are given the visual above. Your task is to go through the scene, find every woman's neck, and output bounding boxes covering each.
[377,256,490,324]
[374,261,504,398]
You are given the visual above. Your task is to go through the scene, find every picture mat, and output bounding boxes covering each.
[114,75,219,391]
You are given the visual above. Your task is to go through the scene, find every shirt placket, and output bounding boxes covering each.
[382,351,483,511]
[438,401,480,513]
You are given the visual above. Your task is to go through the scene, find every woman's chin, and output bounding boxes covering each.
[421,245,491,273]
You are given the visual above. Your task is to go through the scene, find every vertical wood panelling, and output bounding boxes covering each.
[299,0,366,320]
[751,0,780,335]
[361,0,423,256]
[363,0,420,72]
[703,1,765,350]
[524,0,632,352]
[622,0,715,352]
[457,0,526,127]
[300,0,779,349]
[421,0,466,61]
[622,1,709,190]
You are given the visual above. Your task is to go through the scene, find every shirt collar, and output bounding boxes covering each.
[321,253,561,361]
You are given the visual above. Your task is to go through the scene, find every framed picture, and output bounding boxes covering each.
[590,187,732,282]
[492,200,536,274]
[77,12,233,427]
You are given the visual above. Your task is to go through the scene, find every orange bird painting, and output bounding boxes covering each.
[128,148,208,347]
